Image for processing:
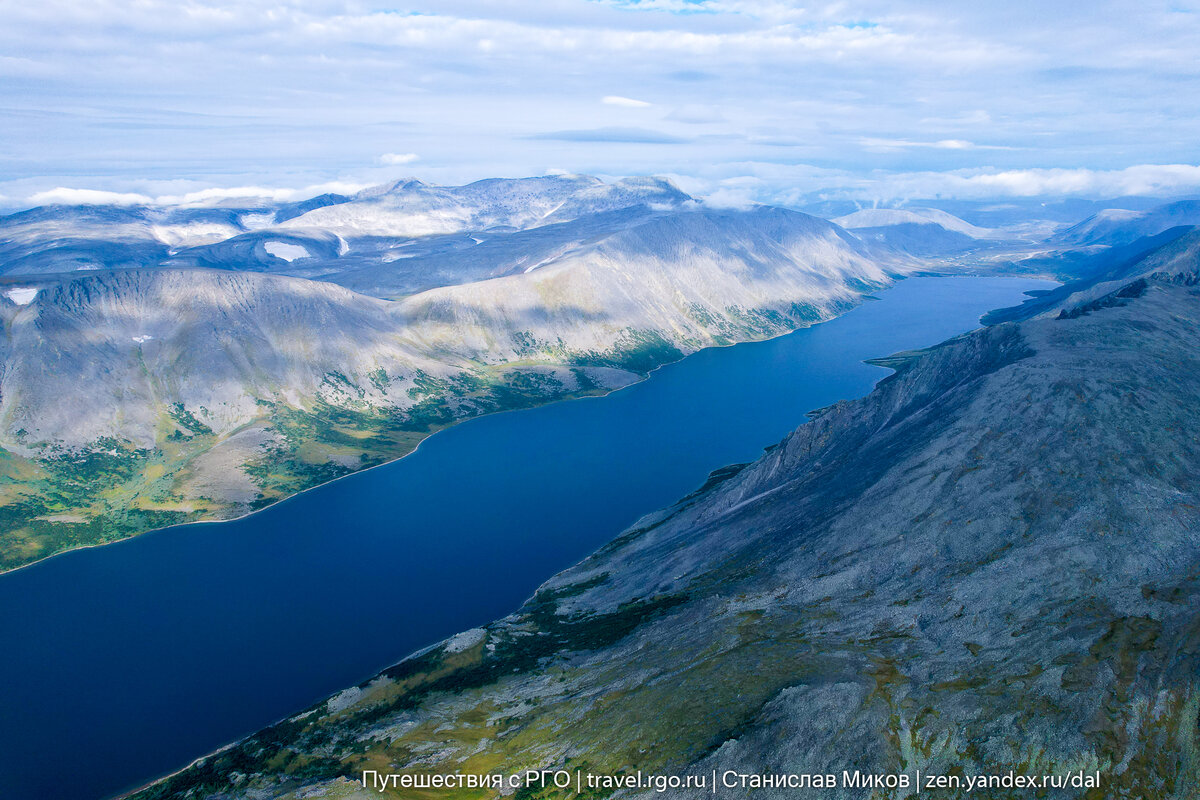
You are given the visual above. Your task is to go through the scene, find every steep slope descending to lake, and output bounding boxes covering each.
[138,233,1200,799]
[981,226,1196,316]
[983,225,1199,323]
[396,207,885,364]
[0,206,889,571]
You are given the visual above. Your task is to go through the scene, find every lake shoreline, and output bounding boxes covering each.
[1,275,1057,800]
[0,283,886,579]
[119,274,1060,800]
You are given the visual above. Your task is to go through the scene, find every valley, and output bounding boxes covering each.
[0,276,1048,800]
[7,3,1199,800]
[0,178,894,571]
[128,227,1200,800]
[11,176,1171,573]
[2,174,1197,800]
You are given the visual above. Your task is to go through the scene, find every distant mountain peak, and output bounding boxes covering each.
[833,206,996,239]
[1053,198,1200,246]
[355,177,429,198]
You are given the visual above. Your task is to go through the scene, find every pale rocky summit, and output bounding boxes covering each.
[1052,198,1200,247]
[830,207,1002,257]
[279,174,691,238]
[833,207,997,239]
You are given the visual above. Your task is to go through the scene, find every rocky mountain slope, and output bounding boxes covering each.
[833,207,997,239]
[830,207,1001,257]
[1052,198,1200,247]
[0,176,696,297]
[138,230,1200,799]
[0,189,890,571]
[275,175,690,239]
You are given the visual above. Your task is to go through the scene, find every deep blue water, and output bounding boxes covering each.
[0,277,1051,799]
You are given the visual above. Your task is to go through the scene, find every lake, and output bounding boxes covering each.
[0,276,1052,799]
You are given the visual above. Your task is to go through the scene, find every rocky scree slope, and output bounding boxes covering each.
[137,231,1200,799]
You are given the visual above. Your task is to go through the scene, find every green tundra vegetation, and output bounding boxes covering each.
[0,323,739,572]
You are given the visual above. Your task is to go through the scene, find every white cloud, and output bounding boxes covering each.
[29,188,154,206]
[665,104,725,124]
[22,181,374,209]
[3,1,1199,204]
[380,152,420,165]
[859,138,1007,152]
[940,164,1200,198]
[702,186,759,209]
[167,186,296,204]
[666,161,1200,207]
[157,181,374,206]
[781,163,1200,201]
[602,95,652,108]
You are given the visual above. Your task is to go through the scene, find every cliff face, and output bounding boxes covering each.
[139,232,1200,799]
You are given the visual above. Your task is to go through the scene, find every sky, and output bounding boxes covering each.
[2,0,1200,209]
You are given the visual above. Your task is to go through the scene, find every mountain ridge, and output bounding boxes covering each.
[1052,198,1200,247]
[0,190,893,571]
[132,227,1200,800]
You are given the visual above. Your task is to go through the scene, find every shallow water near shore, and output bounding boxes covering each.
[0,276,1052,800]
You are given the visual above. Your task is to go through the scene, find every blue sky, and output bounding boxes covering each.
[2,0,1200,208]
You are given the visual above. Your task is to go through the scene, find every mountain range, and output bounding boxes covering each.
[830,207,1001,256]
[0,176,893,571]
[132,225,1200,800]
[1052,198,1200,247]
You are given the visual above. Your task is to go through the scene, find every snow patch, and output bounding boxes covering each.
[240,212,275,230]
[151,223,240,248]
[264,241,310,262]
[4,287,38,305]
[325,676,389,714]
[444,627,486,653]
[132,334,154,344]
[325,686,365,714]
[833,207,995,239]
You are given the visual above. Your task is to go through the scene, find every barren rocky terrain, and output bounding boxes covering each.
[134,230,1200,800]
